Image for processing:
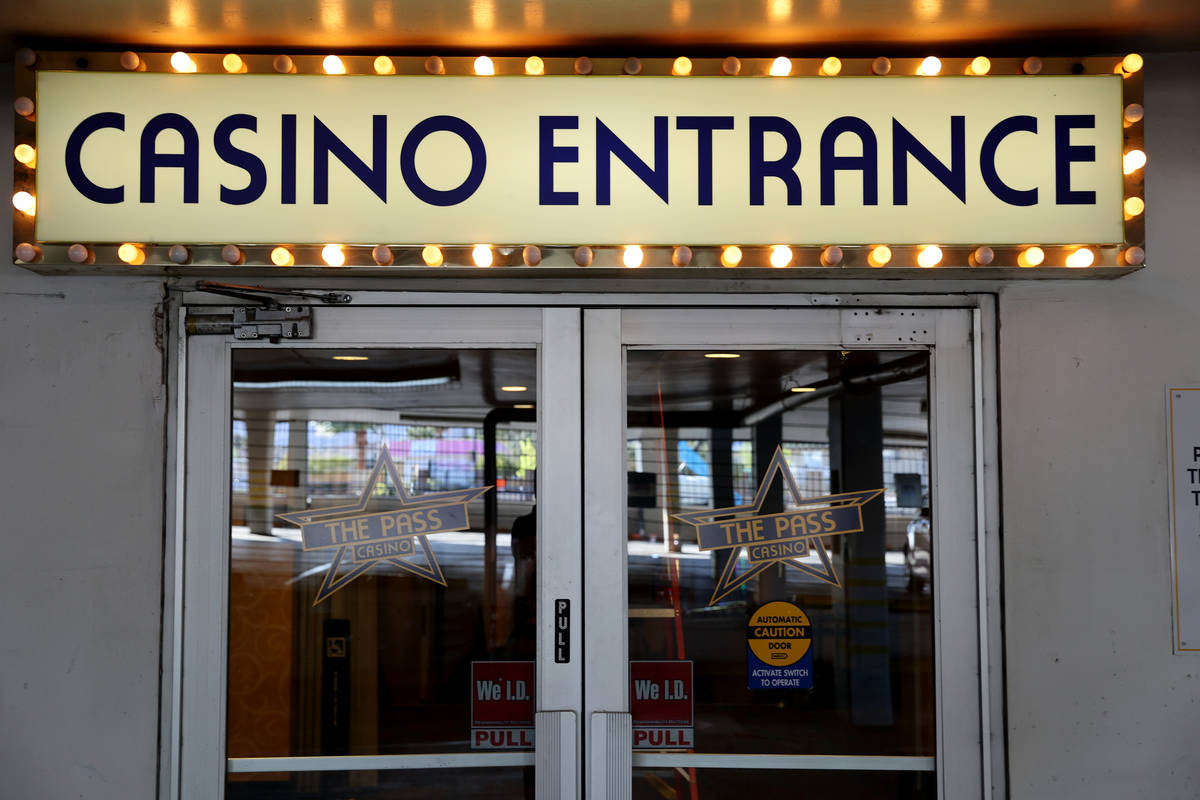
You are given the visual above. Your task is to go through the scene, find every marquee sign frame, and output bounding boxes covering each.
[11,49,1146,278]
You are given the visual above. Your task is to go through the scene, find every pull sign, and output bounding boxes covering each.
[554,598,571,663]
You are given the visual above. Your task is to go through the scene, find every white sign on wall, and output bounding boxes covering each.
[34,71,1124,246]
[1167,388,1200,653]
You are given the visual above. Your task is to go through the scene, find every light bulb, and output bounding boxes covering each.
[472,245,493,267]
[867,245,891,267]
[623,245,644,268]
[270,247,295,267]
[821,246,843,266]
[525,56,544,75]
[1017,246,1044,268]
[117,243,145,265]
[321,244,345,266]
[222,53,245,73]
[917,56,942,76]
[170,51,196,73]
[769,57,792,77]
[672,57,692,76]
[721,246,742,267]
[769,245,792,268]
[474,56,495,75]
[422,245,443,266]
[1065,248,1094,268]
[820,57,841,76]
[969,56,991,76]
[1123,246,1146,266]
[1124,196,1145,217]
[1121,53,1143,74]
[917,245,942,268]
[374,56,396,75]
[372,245,394,265]
[11,191,35,215]
[1123,149,1147,174]
[322,55,346,75]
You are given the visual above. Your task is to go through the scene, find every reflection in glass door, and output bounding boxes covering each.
[179,303,984,800]
[180,307,583,800]
[226,347,539,799]
[624,348,934,798]
[582,308,984,800]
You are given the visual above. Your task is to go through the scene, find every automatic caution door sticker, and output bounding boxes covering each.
[277,447,491,604]
[674,447,883,604]
[748,601,812,689]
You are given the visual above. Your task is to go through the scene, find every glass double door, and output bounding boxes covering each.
[178,304,984,800]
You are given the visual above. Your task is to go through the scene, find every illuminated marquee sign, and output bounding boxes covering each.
[11,52,1146,272]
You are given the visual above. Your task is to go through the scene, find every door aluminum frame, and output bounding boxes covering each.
[162,293,1002,800]
[582,305,994,800]
[169,306,584,800]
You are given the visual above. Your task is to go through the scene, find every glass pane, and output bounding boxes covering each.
[626,350,933,762]
[228,766,533,799]
[227,348,538,761]
[632,768,934,799]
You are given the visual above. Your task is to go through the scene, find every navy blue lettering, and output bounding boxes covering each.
[981,115,1038,206]
[140,113,199,203]
[539,115,579,205]
[820,117,877,206]
[677,116,734,205]
[596,117,668,205]
[400,116,487,206]
[65,112,125,204]
[314,115,387,203]
[281,114,296,204]
[749,117,802,206]
[892,116,965,204]
[214,114,266,205]
[1055,114,1096,205]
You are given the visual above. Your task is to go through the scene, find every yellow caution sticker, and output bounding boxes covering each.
[747,601,813,689]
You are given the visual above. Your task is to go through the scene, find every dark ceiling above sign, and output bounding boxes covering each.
[2,0,1199,58]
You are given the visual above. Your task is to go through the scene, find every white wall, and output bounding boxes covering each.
[998,52,1200,800]
[0,64,166,799]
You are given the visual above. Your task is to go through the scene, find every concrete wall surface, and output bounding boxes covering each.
[0,64,167,800]
[998,52,1200,800]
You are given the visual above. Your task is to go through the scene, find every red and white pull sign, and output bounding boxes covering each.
[470,661,535,750]
[631,660,694,750]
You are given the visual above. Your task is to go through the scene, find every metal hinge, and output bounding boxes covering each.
[186,305,312,339]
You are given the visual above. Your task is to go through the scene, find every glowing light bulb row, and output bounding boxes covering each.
[130,52,1144,77]
[12,242,1146,268]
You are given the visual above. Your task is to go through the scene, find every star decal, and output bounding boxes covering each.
[277,447,491,604]
[674,447,883,605]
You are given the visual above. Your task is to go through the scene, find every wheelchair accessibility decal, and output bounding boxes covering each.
[674,446,883,605]
[277,447,491,604]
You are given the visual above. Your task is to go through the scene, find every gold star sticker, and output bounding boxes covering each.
[277,447,490,604]
[674,447,883,605]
